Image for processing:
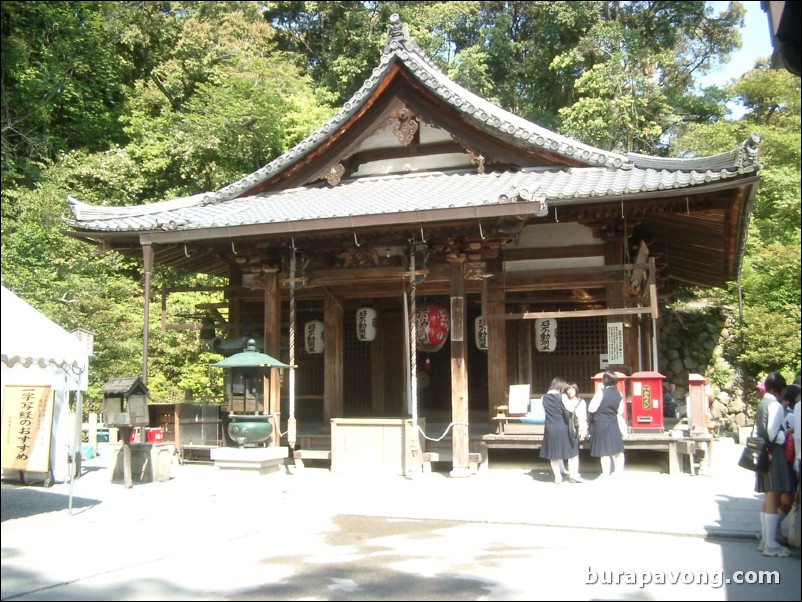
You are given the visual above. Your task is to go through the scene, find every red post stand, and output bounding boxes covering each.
[629,371,665,431]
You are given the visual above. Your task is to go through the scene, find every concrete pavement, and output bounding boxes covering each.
[2,436,800,600]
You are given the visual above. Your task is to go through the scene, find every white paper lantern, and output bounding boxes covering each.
[304,320,324,354]
[356,307,378,342]
[474,316,488,350]
[534,318,557,352]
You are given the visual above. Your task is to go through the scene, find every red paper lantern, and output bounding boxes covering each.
[414,302,450,352]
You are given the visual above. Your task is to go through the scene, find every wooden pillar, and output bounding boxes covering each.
[324,294,343,420]
[228,263,242,338]
[120,427,133,489]
[141,242,153,386]
[263,270,281,446]
[449,261,470,477]
[484,259,506,419]
[263,270,281,410]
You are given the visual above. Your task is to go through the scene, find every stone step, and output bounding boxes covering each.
[422,451,483,474]
[292,449,332,469]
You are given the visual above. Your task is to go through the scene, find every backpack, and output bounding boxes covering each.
[563,399,581,440]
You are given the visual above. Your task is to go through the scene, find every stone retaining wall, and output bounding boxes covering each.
[658,302,755,436]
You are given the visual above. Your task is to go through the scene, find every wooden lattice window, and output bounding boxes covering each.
[531,316,606,396]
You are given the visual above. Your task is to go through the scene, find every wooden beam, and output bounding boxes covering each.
[502,244,603,261]
[496,306,657,320]
[500,270,611,292]
[309,264,450,286]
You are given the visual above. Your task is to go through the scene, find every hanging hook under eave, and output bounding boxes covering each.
[184,243,190,257]
[354,232,361,247]
[420,227,427,243]
[231,240,238,255]
[686,196,690,215]
[479,222,486,240]
[554,205,559,223]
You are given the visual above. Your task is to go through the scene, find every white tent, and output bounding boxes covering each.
[1,286,89,483]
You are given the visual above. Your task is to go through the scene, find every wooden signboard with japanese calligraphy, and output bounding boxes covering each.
[1,385,54,473]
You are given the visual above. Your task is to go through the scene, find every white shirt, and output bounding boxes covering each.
[793,400,801,473]
[763,394,786,444]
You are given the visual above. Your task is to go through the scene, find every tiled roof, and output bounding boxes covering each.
[194,14,632,205]
[99,377,146,395]
[65,160,757,234]
[65,14,761,237]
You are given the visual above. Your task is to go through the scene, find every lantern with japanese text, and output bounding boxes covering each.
[355,307,378,342]
[534,318,557,352]
[304,320,324,354]
[414,302,450,352]
[474,316,488,351]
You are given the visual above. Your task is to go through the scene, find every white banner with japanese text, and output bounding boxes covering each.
[1,385,54,473]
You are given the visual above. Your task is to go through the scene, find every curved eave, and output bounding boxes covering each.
[63,173,759,287]
[63,166,754,241]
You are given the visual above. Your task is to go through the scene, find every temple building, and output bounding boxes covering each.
[65,15,760,474]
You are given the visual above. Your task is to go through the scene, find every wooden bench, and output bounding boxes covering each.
[422,451,483,474]
[492,416,545,435]
[292,449,331,469]
[480,432,710,476]
[492,403,546,435]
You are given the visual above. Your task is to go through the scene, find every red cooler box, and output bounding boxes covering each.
[145,427,164,443]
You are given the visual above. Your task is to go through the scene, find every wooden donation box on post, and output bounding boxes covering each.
[629,371,665,431]
[330,418,425,476]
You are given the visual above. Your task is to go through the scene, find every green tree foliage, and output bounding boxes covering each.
[1,1,128,188]
[122,7,332,193]
[554,1,743,152]
[146,282,227,405]
[264,1,399,105]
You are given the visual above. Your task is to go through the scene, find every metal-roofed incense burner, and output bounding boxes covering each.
[212,339,291,448]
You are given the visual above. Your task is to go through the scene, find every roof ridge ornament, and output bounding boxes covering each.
[383,14,439,70]
[738,132,761,171]
[387,13,406,42]
[384,13,410,55]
